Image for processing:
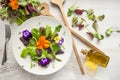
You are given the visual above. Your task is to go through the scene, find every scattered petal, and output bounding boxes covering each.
[86,32,94,39]
[74,9,83,15]
[78,24,84,30]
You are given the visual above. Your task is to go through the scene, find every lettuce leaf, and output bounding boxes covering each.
[50,43,60,55]
[45,25,52,37]
[52,25,62,37]
[31,28,41,40]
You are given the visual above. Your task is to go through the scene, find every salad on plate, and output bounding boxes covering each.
[20,24,65,67]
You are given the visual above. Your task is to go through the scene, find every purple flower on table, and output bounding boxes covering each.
[22,30,32,40]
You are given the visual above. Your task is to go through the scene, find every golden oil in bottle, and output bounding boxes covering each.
[81,49,110,68]
[85,60,98,73]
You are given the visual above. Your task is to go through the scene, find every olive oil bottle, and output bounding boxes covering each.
[81,49,110,68]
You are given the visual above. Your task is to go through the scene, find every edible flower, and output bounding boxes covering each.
[38,58,51,66]
[22,30,32,40]
[9,0,19,10]
[37,36,50,49]
[54,36,64,45]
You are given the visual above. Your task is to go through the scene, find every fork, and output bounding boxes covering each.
[2,24,11,65]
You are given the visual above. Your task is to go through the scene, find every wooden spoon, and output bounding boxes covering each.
[50,0,106,55]
[51,0,85,75]
[39,2,53,17]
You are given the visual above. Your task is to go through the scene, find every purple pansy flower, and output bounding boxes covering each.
[22,30,32,40]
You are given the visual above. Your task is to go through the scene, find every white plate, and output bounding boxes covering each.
[12,16,72,75]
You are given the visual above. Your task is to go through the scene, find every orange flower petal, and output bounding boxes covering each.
[36,36,50,49]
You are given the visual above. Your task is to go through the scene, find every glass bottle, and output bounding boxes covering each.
[81,49,110,68]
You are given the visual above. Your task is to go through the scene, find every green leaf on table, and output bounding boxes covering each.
[67,5,78,17]
[116,30,120,32]
[31,28,41,40]
[97,34,104,40]
[72,16,78,27]
[88,14,96,21]
[90,32,104,40]
[86,9,96,21]
[105,27,113,36]
[80,18,86,24]
[97,14,105,21]
[92,20,98,32]
[86,9,94,15]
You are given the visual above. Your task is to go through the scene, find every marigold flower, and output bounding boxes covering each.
[9,0,19,10]
[37,36,50,49]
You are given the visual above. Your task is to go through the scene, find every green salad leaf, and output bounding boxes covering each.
[21,46,37,59]
[18,0,28,7]
[21,48,30,58]
[28,38,36,46]
[52,54,62,62]
[16,18,24,25]
[41,49,48,58]
[0,7,8,20]
[52,25,62,37]
[27,46,37,57]
[50,43,60,55]
[28,0,40,7]
[31,28,41,40]
[45,25,52,37]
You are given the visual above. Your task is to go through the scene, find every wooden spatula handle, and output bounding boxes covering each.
[59,5,85,75]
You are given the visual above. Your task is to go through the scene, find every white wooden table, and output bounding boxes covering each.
[0,0,120,80]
